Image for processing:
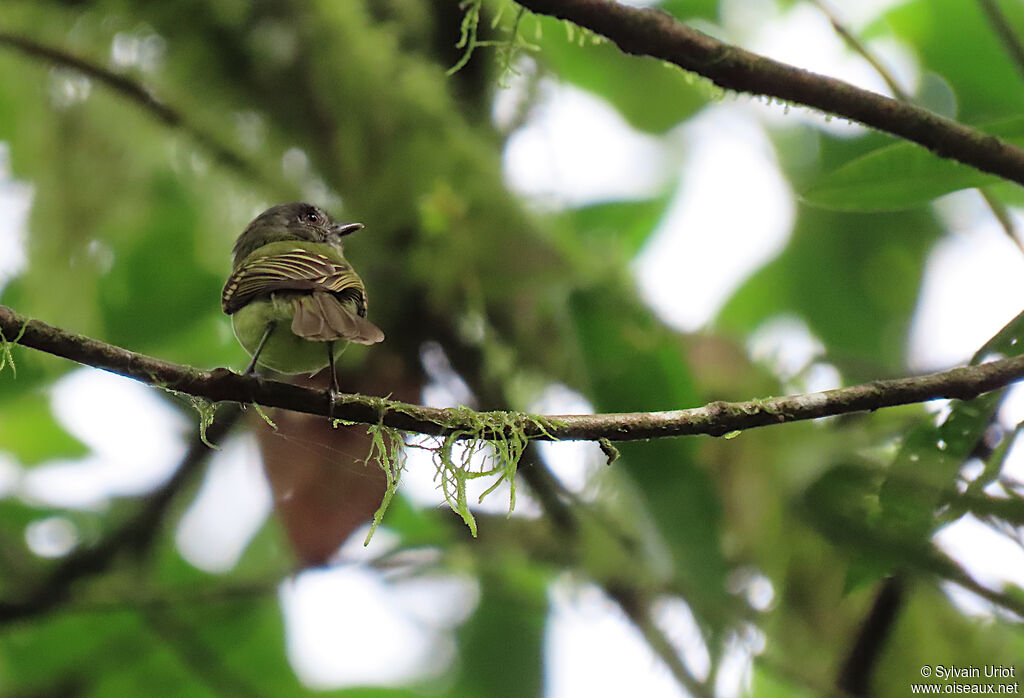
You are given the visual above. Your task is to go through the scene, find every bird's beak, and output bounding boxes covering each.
[331,222,364,237]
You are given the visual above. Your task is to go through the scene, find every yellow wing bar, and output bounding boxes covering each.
[222,248,366,315]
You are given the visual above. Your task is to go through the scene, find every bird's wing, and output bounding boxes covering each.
[222,248,366,315]
[292,291,385,345]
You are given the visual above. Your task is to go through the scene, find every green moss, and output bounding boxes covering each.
[0,321,28,377]
[598,437,620,464]
[447,0,538,86]
[447,0,484,76]
[251,403,277,431]
[361,404,561,543]
[363,421,408,545]
[162,388,219,449]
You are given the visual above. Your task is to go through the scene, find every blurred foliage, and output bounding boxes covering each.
[524,12,710,134]
[0,0,1023,696]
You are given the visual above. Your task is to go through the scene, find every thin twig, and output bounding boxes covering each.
[975,0,1024,249]
[809,2,1024,254]
[800,0,1024,638]
[513,0,1024,187]
[436,314,709,696]
[936,552,1024,618]
[977,0,1024,82]
[0,31,278,190]
[980,189,1024,254]
[0,403,242,623]
[143,608,264,698]
[4,303,1024,443]
[808,0,910,101]
[836,577,905,696]
[607,585,713,698]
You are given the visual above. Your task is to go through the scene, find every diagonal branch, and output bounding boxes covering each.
[4,304,1024,443]
[809,1,1024,255]
[607,585,713,698]
[513,0,1024,188]
[808,0,910,102]
[836,576,905,696]
[0,32,279,190]
[0,403,242,623]
[977,0,1024,83]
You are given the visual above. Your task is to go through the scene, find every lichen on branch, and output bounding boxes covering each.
[362,405,561,541]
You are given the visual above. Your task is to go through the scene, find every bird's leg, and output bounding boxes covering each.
[326,341,340,419]
[245,322,276,375]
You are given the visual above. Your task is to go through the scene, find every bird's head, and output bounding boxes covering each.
[232,202,364,264]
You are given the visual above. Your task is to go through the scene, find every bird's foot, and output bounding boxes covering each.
[327,387,338,421]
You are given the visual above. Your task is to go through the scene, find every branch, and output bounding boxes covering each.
[514,0,1024,188]
[977,0,1024,83]
[808,2,1024,254]
[607,585,713,698]
[433,318,710,695]
[4,304,1024,443]
[142,608,264,698]
[0,403,242,623]
[0,32,277,190]
[808,0,910,101]
[836,577,905,696]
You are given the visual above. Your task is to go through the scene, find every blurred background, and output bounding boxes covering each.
[1,0,1024,695]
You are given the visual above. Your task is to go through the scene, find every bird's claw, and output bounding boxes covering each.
[327,387,338,421]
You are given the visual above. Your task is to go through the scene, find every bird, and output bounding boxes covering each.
[222,202,384,400]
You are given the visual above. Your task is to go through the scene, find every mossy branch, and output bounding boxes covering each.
[513,0,1024,188]
[6,304,1024,444]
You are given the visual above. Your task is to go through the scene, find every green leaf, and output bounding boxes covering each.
[98,174,222,353]
[562,188,675,258]
[880,0,1024,124]
[878,309,1024,539]
[802,118,1024,211]
[804,311,1024,587]
[750,664,817,698]
[718,204,940,378]
[873,584,1024,696]
[0,611,206,695]
[799,461,936,575]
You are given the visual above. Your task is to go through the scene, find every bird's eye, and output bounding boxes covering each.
[301,210,321,224]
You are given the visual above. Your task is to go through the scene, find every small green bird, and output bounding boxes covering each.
[222,202,384,397]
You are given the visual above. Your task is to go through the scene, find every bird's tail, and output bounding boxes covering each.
[291,291,385,345]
